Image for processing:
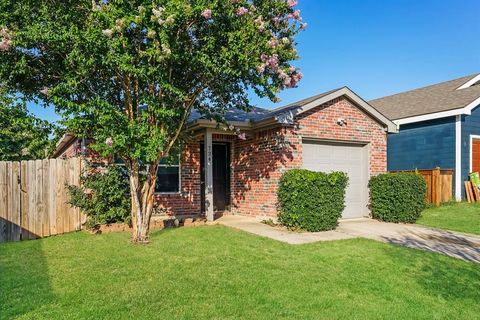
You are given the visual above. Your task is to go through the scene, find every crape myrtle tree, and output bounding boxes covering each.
[0,0,305,243]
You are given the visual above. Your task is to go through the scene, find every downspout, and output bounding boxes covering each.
[455,115,462,201]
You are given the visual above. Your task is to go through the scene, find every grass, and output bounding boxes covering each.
[417,202,480,235]
[1,226,480,320]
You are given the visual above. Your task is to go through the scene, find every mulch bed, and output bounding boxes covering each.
[89,217,208,234]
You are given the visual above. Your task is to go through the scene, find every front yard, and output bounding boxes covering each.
[417,202,480,235]
[1,226,480,319]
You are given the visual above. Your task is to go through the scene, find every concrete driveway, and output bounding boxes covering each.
[218,216,480,263]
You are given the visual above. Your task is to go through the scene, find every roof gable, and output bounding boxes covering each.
[369,73,480,123]
[189,87,397,133]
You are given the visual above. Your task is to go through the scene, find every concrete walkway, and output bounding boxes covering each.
[217,216,480,263]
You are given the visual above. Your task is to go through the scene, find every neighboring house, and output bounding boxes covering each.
[370,73,480,200]
[53,87,396,220]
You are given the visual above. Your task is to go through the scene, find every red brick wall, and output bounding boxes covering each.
[296,97,387,175]
[56,139,82,158]
[231,96,387,217]
[231,128,300,217]
[58,97,387,219]
[153,141,202,216]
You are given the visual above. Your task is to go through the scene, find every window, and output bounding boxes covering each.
[155,156,180,193]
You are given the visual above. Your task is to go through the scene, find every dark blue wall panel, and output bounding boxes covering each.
[387,116,456,171]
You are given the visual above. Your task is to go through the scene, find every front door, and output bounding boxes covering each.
[472,138,480,173]
[201,143,231,213]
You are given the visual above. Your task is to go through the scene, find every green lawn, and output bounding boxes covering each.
[1,226,480,320]
[417,202,480,235]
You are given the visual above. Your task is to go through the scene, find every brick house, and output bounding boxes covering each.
[52,87,396,221]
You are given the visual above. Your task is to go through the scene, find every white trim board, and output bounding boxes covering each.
[457,74,480,90]
[470,134,480,175]
[295,87,398,133]
[394,96,480,127]
[455,115,462,201]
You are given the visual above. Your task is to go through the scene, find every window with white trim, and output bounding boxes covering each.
[155,155,180,193]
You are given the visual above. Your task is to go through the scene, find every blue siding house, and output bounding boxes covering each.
[370,74,480,200]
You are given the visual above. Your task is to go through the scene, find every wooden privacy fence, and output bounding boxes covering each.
[390,168,454,205]
[0,158,85,243]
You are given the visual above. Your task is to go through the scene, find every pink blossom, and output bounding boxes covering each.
[236,7,249,16]
[201,9,212,19]
[40,87,50,96]
[292,10,301,20]
[164,15,175,25]
[0,38,11,51]
[102,29,113,37]
[257,63,266,73]
[293,71,303,82]
[283,76,292,87]
[0,27,12,51]
[266,54,279,69]
[254,16,265,32]
[272,16,281,24]
[267,39,278,48]
[238,132,247,140]
[105,137,114,147]
[272,96,281,103]
[152,7,165,18]
[300,22,308,29]
[260,53,268,61]
[277,69,288,80]
[287,0,298,7]
[288,66,296,73]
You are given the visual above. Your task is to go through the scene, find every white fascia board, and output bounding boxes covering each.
[394,109,467,126]
[295,87,398,133]
[456,74,480,90]
[394,96,480,126]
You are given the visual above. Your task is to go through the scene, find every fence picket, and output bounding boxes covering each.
[0,157,85,242]
[20,161,29,240]
[0,162,7,242]
[48,159,57,236]
[11,162,21,241]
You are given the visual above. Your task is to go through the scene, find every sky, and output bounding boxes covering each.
[29,0,480,122]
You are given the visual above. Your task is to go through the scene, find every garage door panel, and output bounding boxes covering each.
[302,140,369,219]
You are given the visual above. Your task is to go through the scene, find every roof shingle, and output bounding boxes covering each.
[369,74,480,120]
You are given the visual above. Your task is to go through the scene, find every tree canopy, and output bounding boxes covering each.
[0,0,305,242]
[0,90,54,161]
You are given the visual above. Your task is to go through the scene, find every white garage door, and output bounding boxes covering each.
[302,140,369,219]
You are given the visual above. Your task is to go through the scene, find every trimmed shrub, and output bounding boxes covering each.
[67,165,131,229]
[368,172,427,223]
[277,169,348,232]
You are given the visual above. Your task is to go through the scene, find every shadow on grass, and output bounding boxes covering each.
[0,237,54,318]
[381,228,480,263]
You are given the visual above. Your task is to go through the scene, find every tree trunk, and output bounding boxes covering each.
[129,163,157,244]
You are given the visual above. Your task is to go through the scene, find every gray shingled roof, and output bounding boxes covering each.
[189,88,341,123]
[369,74,480,120]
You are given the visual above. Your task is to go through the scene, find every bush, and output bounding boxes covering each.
[67,165,131,229]
[368,172,427,223]
[277,169,348,232]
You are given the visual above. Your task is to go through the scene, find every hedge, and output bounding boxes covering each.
[277,169,348,232]
[368,172,427,223]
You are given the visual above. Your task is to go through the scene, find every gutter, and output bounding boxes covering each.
[51,133,76,158]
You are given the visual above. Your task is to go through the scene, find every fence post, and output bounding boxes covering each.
[432,168,441,206]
